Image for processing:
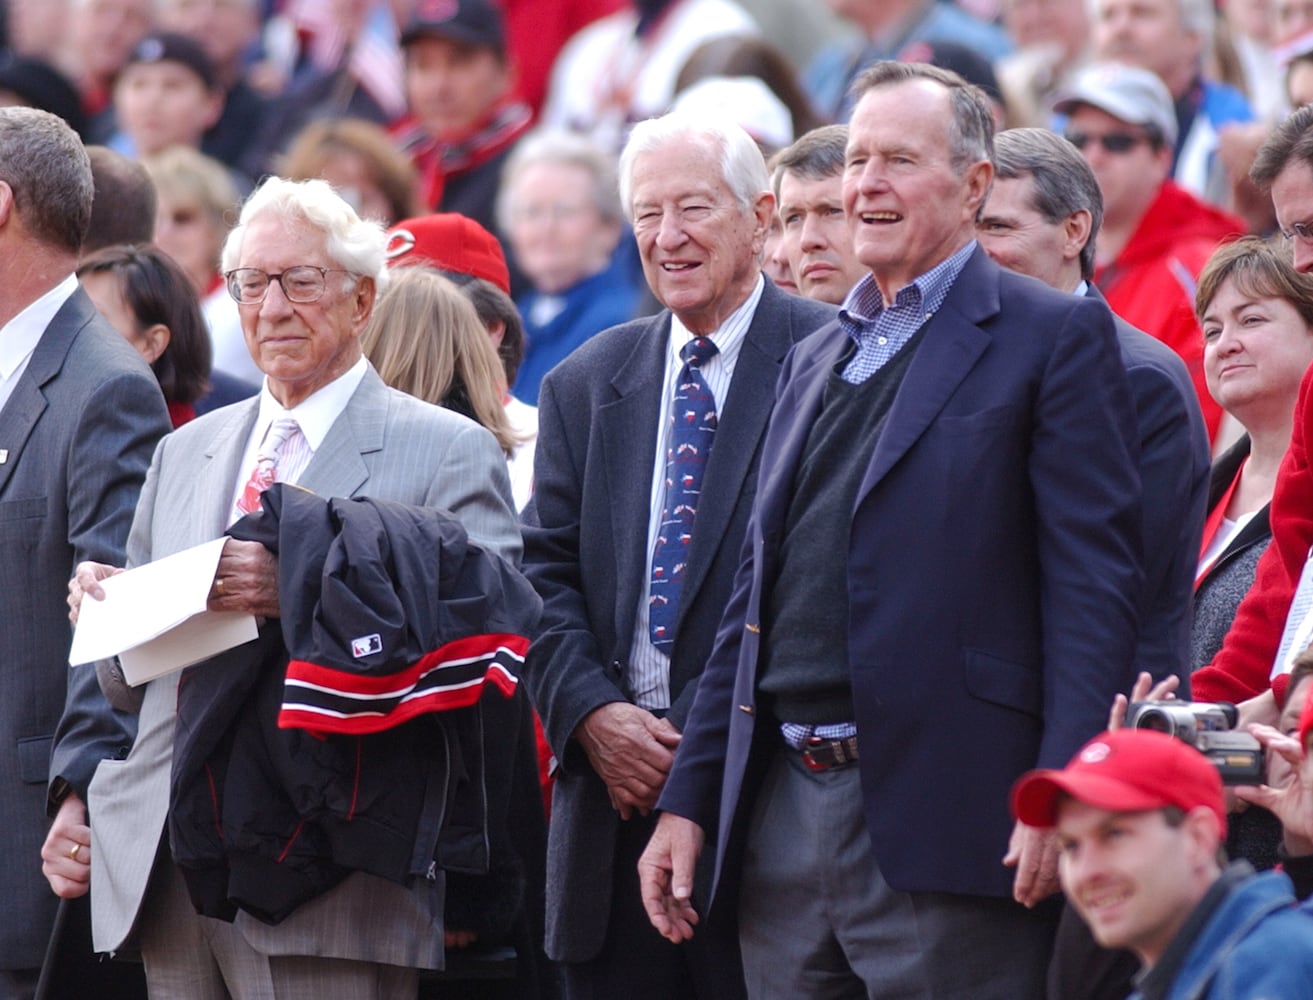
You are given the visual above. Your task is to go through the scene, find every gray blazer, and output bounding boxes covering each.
[0,288,170,970]
[81,366,520,966]
[520,280,834,962]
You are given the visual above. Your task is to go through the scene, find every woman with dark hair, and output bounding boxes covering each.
[78,244,213,427]
[1192,234,1313,881]
[1193,236,1313,668]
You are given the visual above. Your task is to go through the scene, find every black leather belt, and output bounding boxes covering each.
[798,734,859,772]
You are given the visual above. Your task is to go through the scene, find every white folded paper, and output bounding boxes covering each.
[68,537,259,685]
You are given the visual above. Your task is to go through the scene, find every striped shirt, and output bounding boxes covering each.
[627,275,765,710]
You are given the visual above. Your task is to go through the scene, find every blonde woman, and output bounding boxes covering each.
[362,266,526,501]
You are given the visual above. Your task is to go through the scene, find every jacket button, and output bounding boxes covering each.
[738,704,754,716]
[745,623,761,634]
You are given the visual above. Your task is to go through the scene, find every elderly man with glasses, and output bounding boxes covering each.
[43,175,524,999]
[1056,61,1245,446]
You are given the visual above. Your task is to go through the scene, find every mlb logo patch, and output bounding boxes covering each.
[351,634,383,658]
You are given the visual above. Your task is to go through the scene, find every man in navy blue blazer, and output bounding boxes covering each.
[640,62,1146,999]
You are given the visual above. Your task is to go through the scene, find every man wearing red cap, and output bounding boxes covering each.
[1012,729,1313,1000]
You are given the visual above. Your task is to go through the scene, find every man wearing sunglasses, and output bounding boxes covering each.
[1055,61,1245,446]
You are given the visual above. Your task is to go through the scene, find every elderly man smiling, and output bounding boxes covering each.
[640,62,1144,999]
[519,111,832,1000]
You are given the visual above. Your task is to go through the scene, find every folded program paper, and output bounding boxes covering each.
[69,537,258,685]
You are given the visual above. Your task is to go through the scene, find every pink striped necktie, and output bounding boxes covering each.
[235,417,300,518]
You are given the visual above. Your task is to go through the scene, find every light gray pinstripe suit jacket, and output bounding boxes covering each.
[79,366,521,967]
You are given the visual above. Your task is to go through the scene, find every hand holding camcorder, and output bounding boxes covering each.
[1126,700,1265,785]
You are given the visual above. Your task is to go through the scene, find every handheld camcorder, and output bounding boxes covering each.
[1125,700,1264,785]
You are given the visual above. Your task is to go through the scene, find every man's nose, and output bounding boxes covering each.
[1294,238,1313,275]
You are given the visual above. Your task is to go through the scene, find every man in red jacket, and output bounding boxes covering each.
[1194,103,1313,709]
[1055,61,1245,442]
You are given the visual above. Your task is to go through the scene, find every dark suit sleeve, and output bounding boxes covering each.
[657,526,754,830]
[49,368,170,802]
[519,372,630,765]
[1031,298,1145,768]
[1123,357,1209,684]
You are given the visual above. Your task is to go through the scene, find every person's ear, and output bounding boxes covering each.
[137,323,171,364]
[964,160,995,218]
[1181,805,1223,873]
[351,275,376,327]
[750,191,776,257]
[0,181,16,231]
[1064,209,1093,265]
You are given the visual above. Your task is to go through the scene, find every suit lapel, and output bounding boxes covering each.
[600,314,669,647]
[296,368,385,499]
[856,248,997,503]
[755,320,849,539]
[199,402,261,533]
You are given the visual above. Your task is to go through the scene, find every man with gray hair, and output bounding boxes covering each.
[1056,61,1245,443]
[0,106,168,999]
[1091,0,1253,202]
[977,126,1208,688]
[640,61,1144,999]
[45,175,522,998]
[519,111,833,999]
[771,125,866,306]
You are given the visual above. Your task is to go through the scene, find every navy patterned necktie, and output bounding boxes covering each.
[649,337,719,651]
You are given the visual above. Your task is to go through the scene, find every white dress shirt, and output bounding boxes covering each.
[626,275,764,710]
[0,274,77,415]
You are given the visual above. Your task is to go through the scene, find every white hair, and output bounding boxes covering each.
[1089,0,1214,51]
[221,176,389,294]
[617,111,770,223]
[496,127,623,232]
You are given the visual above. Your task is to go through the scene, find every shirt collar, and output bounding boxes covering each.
[255,355,368,451]
[667,273,764,371]
[838,241,976,340]
[0,274,78,379]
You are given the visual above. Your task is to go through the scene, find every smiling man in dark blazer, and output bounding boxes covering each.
[520,113,834,999]
[640,62,1145,999]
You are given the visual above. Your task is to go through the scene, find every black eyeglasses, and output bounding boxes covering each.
[1064,131,1152,155]
[1281,219,1313,242]
[224,266,354,304]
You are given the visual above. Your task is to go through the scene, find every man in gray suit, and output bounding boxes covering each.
[520,113,834,999]
[0,108,169,997]
[44,176,521,998]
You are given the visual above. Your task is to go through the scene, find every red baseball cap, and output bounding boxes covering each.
[1011,729,1225,838]
[385,213,511,294]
